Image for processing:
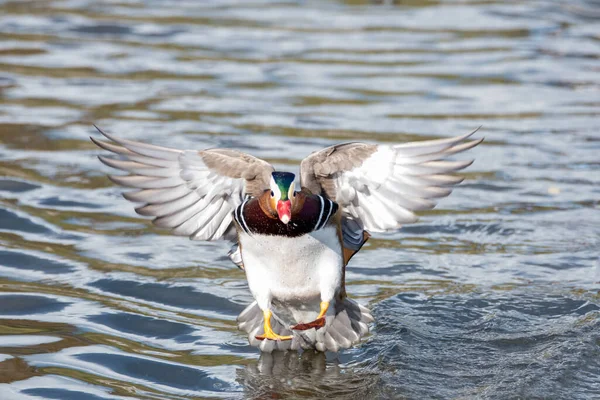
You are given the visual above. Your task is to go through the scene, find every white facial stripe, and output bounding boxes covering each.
[269,176,282,201]
[288,182,295,200]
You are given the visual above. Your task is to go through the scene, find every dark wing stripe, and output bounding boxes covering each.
[314,195,325,231]
[239,197,251,234]
[234,200,250,234]
[319,199,333,230]
[316,198,336,231]
[233,203,242,231]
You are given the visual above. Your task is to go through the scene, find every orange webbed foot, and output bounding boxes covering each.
[255,332,293,341]
[291,317,325,331]
[255,309,293,341]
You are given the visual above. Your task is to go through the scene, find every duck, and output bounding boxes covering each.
[91,126,482,353]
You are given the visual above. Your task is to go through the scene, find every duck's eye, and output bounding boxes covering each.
[293,192,296,197]
[270,190,274,197]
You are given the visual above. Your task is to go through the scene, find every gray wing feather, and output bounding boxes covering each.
[91,125,273,241]
[300,142,377,196]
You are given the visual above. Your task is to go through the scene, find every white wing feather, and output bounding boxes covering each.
[301,129,482,248]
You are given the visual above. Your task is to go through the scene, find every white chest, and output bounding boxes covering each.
[239,226,343,308]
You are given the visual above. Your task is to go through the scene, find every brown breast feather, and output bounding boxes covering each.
[237,193,338,237]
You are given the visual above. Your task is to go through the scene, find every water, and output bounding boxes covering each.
[0,0,599,398]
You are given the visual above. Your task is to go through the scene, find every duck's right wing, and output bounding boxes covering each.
[91,125,274,241]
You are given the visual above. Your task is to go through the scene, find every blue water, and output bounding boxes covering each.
[0,0,599,398]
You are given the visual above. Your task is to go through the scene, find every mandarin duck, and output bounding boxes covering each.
[91,126,482,352]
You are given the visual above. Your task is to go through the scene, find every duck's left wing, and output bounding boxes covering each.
[300,129,482,250]
[91,126,273,241]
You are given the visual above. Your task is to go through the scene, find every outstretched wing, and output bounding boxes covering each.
[91,126,274,241]
[300,129,482,250]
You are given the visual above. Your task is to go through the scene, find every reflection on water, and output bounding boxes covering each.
[237,351,382,399]
[0,0,599,398]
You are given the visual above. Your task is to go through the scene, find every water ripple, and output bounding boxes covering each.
[0,0,599,398]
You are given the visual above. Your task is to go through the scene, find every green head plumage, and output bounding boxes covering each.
[270,172,295,200]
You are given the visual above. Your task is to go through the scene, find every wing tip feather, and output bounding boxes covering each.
[97,155,112,168]
[134,204,155,217]
[391,127,483,154]
[93,124,120,144]
[92,124,103,136]
[450,158,475,172]
[98,155,133,172]
[107,174,129,187]
[90,135,110,151]
[461,137,484,152]
[469,125,482,137]
[448,126,484,144]
[122,191,141,202]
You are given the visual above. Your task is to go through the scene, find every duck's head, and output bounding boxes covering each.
[269,171,296,224]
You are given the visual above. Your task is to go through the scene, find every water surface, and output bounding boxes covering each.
[0,0,599,399]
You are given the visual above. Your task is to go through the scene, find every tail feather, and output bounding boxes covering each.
[237,301,262,333]
[236,298,373,353]
[228,243,244,270]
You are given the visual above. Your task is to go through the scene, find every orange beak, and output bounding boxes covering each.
[277,200,291,224]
